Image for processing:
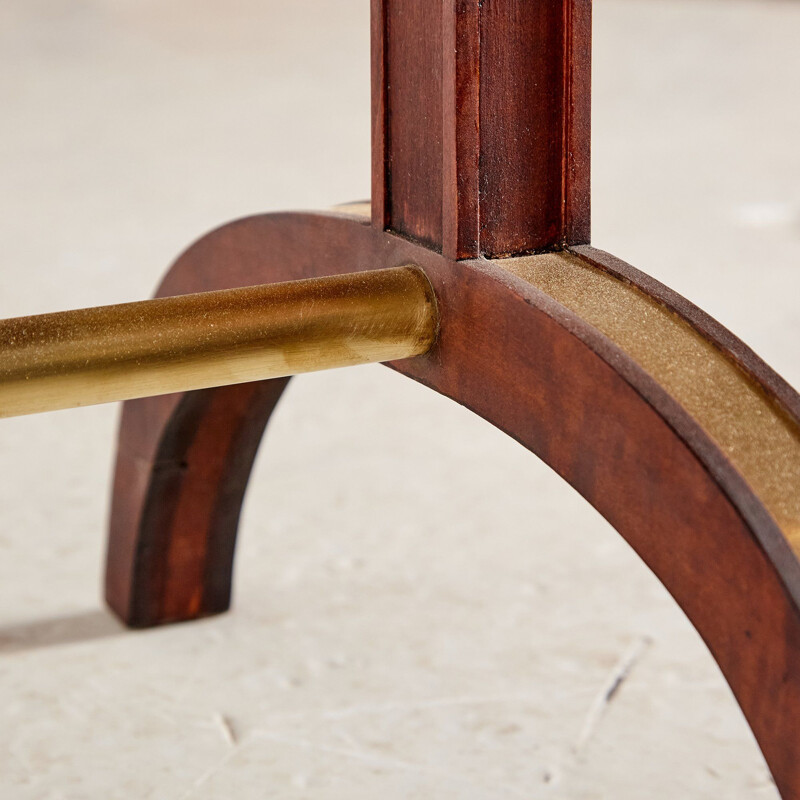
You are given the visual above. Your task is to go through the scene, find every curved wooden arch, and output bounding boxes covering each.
[106,208,800,799]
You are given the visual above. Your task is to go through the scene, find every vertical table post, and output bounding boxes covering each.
[371,0,592,260]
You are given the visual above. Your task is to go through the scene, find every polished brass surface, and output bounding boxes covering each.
[500,251,800,554]
[0,266,437,418]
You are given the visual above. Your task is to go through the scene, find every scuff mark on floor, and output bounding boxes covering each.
[213,713,238,747]
[575,635,653,754]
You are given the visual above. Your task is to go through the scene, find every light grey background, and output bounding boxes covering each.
[1,1,798,797]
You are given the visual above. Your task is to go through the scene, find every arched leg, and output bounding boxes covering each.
[106,209,800,798]
[107,377,289,626]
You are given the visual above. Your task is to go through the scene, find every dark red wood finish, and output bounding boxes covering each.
[107,378,288,624]
[106,211,800,798]
[104,1,800,795]
[371,0,591,258]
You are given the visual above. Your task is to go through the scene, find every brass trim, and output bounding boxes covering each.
[499,251,800,555]
[0,266,437,418]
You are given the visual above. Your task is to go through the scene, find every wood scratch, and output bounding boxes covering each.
[575,635,652,754]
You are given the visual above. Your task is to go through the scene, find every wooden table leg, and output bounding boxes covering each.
[106,208,800,798]
[105,1,800,795]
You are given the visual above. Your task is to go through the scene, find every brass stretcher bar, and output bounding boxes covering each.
[0,266,437,418]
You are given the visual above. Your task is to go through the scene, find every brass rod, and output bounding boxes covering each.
[0,266,437,418]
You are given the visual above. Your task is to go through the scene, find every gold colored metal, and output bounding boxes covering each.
[499,251,800,555]
[0,266,437,418]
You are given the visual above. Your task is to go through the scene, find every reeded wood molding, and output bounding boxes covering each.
[371,0,591,259]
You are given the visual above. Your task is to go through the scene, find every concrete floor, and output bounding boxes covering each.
[1,0,799,797]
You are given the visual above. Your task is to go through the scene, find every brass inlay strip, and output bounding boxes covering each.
[499,251,800,554]
[0,266,437,418]
[334,201,372,219]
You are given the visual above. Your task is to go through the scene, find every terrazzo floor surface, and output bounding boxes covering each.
[1,0,799,797]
